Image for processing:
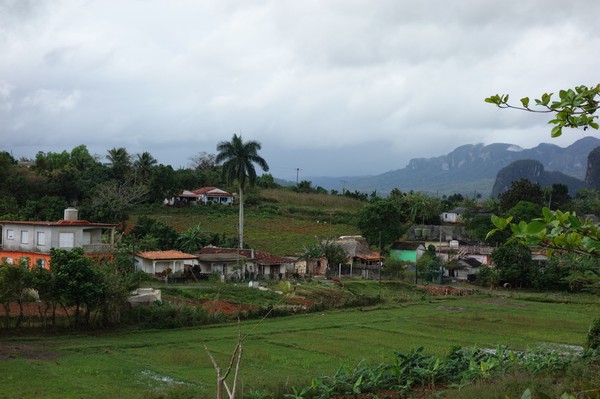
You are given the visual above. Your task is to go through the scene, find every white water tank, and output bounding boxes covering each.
[64,207,79,221]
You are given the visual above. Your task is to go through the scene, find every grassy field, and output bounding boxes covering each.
[131,189,364,255]
[1,285,598,399]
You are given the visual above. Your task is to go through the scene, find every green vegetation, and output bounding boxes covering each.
[130,204,360,255]
[1,284,599,398]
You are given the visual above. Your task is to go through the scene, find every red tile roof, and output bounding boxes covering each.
[0,220,116,227]
[136,250,198,260]
[192,187,233,196]
[197,246,295,265]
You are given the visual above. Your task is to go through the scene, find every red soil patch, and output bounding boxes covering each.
[419,285,475,296]
[3,302,74,318]
[165,297,256,316]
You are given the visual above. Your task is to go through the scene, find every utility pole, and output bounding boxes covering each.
[341,180,347,194]
[296,168,300,184]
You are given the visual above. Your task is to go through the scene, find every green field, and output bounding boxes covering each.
[1,288,597,399]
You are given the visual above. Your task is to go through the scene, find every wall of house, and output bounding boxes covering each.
[2,224,54,253]
[136,259,188,275]
[390,249,417,262]
[1,224,108,254]
[0,250,51,269]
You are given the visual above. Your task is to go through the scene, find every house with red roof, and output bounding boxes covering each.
[171,186,234,206]
[196,246,296,279]
[0,208,116,269]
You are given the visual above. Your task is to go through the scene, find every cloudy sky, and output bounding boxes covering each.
[1,0,599,181]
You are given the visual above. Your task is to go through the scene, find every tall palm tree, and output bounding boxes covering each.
[106,147,131,181]
[133,151,157,183]
[216,134,269,249]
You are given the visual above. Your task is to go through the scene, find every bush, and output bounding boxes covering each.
[123,302,212,329]
[587,317,600,349]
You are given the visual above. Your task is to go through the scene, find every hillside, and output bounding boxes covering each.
[131,189,364,255]
[307,136,600,197]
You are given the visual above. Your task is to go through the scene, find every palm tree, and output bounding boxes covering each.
[216,134,269,249]
[133,151,157,183]
[106,147,131,181]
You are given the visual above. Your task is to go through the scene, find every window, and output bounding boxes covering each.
[6,229,14,240]
[21,231,29,244]
[59,232,74,248]
[35,258,46,269]
[37,232,46,246]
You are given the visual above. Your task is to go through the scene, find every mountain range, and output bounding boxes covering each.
[306,136,600,198]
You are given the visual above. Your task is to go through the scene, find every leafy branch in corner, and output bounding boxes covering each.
[486,208,600,258]
[485,84,600,137]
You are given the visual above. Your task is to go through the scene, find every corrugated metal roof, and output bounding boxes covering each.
[0,220,116,228]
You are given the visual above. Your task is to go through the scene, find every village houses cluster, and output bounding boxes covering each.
[0,187,502,283]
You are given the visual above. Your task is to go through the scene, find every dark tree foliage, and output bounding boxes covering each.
[507,200,542,224]
[498,179,544,212]
[51,248,103,327]
[358,199,408,249]
[546,183,571,210]
[131,216,178,251]
[491,241,534,288]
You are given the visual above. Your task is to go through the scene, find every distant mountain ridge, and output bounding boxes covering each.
[307,136,600,197]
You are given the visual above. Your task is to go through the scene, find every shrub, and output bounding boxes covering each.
[587,317,600,349]
[123,302,211,329]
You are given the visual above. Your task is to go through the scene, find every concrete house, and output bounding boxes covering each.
[134,250,199,276]
[0,208,116,269]
[196,246,296,279]
[294,257,328,276]
[171,187,234,206]
[440,207,466,224]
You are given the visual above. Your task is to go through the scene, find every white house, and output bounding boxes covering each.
[135,250,199,276]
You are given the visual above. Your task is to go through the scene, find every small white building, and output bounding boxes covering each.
[440,207,465,224]
[135,250,199,276]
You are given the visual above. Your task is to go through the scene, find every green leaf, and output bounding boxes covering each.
[589,121,599,130]
[521,388,532,399]
[526,221,547,235]
[520,97,530,108]
[551,125,562,138]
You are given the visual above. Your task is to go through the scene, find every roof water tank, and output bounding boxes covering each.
[64,207,79,221]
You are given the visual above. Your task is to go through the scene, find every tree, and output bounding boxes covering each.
[490,241,534,288]
[133,151,157,183]
[0,260,32,328]
[106,147,131,181]
[498,179,544,212]
[357,198,408,250]
[177,225,210,253]
[216,134,269,249]
[507,200,542,224]
[130,216,179,251]
[299,238,348,271]
[86,179,148,225]
[51,248,103,327]
[485,84,600,137]
[416,245,443,283]
[255,173,279,189]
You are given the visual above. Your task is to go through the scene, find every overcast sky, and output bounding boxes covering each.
[1,0,599,181]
